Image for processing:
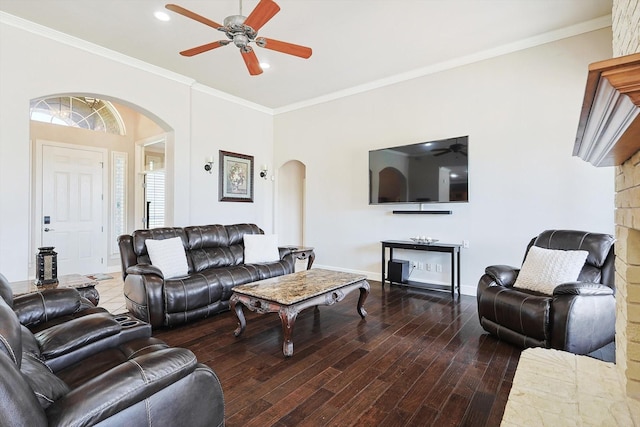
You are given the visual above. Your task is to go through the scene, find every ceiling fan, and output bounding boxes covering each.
[165,0,312,76]
[432,140,468,157]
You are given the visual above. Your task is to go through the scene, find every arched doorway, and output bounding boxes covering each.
[29,94,170,276]
[277,160,306,254]
[378,167,407,203]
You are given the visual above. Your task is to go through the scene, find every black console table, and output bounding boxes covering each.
[381,240,461,297]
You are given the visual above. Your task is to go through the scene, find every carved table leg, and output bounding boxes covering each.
[307,252,315,270]
[278,306,299,357]
[230,296,246,337]
[357,281,370,319]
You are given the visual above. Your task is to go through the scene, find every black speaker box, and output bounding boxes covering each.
[388,259,410,284]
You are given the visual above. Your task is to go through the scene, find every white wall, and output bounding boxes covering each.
[274,29,615,295]
[188,86,274,227]
[0,19,273,281]
[0,16,617,292]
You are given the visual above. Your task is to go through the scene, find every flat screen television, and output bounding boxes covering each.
[369,136,468,204]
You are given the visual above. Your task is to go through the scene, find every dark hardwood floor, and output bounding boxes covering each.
[154,281,521,427]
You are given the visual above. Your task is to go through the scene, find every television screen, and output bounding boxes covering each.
[369,136,468,204]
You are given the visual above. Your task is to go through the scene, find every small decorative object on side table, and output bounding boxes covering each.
[11,273,100,306]
[35,246,58,285]
[285,246,315,270]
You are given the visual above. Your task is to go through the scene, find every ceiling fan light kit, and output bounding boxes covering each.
[166,0,312,75]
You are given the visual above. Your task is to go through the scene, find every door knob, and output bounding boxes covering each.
[44,228,55,232]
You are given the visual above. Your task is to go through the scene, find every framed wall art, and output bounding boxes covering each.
[219,150,254,202]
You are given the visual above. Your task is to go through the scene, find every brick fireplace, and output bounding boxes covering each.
[579,0,640,401]
[613,0,640,401]
[616,156,640,399]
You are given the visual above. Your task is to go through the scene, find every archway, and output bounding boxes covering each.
[276,160,306,259]
[378,167,407,203]
[29,93,172,276]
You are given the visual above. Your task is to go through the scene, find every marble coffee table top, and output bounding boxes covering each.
[232,268,367,305]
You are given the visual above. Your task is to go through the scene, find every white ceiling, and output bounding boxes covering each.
[0,0,612,110]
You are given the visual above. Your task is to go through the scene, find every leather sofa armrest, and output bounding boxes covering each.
[35,313,122,360]
[484,265,520,287]
[553,282,614,296]
[126,264,164,278]
[46,347,198,426]
[117,234,138,281]
[12,289,82,327]
[551,282,616,354]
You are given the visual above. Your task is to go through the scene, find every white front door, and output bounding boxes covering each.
[41,145,105,275]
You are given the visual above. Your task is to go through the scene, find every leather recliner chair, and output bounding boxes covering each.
[477,230,616,361]
[0,273,225,426]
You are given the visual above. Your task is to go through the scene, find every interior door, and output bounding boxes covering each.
[41,145,105,274]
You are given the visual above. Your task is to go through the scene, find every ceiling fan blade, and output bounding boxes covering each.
[165,4,223,29]
[433,151,450,157]
[241,48,263,76]
[180,41,230,57]
[256,37,312,58]
[243,0,280,32]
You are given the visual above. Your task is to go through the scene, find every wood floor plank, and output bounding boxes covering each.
[154,281,521,426]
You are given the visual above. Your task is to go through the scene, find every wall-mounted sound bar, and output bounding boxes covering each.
[392,210,452,215]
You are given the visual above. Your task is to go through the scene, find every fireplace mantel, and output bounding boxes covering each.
[574,52,640,167]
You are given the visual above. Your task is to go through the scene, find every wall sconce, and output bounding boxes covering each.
[204,156,214,174]
[259,164,268,180]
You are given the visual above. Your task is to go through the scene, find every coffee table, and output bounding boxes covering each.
[230,269,370,357]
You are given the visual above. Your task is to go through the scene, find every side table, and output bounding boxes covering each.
[10,273,100,305]
[285,246,315,270]
[381,240,461,298]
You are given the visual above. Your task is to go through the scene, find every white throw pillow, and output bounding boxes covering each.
[244,234,280,263]
[145,237,189,279]
[513,246,588,295]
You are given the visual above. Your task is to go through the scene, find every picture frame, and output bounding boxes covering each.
[219,150,254,202]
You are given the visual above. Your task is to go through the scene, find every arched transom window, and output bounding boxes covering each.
[30,96,125,135]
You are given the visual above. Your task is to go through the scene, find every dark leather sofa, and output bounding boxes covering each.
[0,273,224,426]
[477,230,616,361]
[118,223,295,328]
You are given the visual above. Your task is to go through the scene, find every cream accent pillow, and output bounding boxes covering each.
[145,237,189,279]
[244,234,280,263]
[513,246,588,295]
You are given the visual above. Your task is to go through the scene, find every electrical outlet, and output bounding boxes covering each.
[426,263,432,271]
[463,240,470,248]
[417,262,424,270]
[436,264,442,272]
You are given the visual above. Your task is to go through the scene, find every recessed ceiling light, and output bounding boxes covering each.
[450,173,459,178]
[154,11,171,21]
[260,62,271,69]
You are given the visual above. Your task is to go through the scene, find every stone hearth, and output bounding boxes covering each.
[501,348,640,426]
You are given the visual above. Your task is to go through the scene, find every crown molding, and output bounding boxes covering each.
[574,52,640,166]
[0,12,195,87]
[0,11,275,115]
[274,14,612,115]
[1,11,612,117]
[191,84,273,115]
